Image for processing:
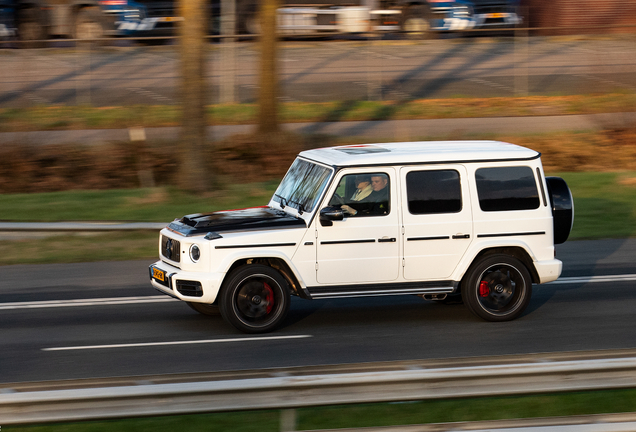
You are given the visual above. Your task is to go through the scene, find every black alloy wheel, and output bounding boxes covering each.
[461,254,532,321]
[220,264,290,333]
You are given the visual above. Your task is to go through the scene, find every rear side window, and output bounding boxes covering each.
[406,170,462,214]
[476,166,540,212]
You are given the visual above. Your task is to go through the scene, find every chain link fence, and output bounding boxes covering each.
[0,25,635,110]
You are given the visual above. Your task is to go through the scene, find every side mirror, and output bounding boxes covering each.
[319,206,344,227]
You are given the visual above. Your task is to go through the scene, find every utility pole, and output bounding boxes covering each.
[257,0,281,135]
[221,0,237,103]
[177,0,211,192]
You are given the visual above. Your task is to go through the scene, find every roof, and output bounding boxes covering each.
[298,141,540,167]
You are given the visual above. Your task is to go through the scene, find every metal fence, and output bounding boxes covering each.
[0,25,635,111]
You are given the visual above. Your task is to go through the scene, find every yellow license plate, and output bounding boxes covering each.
[486,13,506,18]
[153,267,165,282]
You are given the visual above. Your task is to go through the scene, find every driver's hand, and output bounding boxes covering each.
[341,205,357,216]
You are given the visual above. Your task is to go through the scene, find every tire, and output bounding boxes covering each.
[219,264,290,333]
[461,254,532,322]
[17,8,46,48]
[74,7,104,42]
[187,302,220,316]
[400,5,432,40]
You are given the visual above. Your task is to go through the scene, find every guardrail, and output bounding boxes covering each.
[3,350,636,426]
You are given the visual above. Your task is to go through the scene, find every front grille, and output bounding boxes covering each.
[176,280,203,297]
[161,235,181,263]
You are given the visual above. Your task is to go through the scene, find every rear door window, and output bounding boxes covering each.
[406,170,462,214]
[475,166,540,212]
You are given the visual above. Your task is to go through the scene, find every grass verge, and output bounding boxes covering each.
[6,388,636,431]
[0,172,635,265]
[1,93,635,132]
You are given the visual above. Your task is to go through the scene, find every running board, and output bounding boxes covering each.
[307,282,457,300]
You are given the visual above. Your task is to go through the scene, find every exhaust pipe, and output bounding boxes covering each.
[420,293,448,301]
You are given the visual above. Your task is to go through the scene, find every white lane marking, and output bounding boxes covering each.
[547,274,636,285]
[0,296,176,310]
[2,274,635,311]
[43,335,313,351]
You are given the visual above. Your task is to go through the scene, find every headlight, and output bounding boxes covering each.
[189,244,201,262]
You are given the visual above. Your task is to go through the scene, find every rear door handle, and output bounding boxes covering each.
[452,234,470,239]
[378,237,396,243]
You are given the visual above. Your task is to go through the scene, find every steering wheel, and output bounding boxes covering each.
[331,193,345,206]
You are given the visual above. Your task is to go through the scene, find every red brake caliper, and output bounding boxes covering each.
[479,281,490,297]
[263,282,274,314]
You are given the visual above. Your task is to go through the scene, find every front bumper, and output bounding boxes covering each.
[149,260,225,304]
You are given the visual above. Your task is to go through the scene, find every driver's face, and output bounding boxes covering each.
[371,176,387,191]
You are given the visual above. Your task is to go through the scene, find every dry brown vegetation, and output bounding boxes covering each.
[1,126,635,193]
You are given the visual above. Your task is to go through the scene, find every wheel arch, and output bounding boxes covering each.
[460,246,540,288]
[224,256,307,299]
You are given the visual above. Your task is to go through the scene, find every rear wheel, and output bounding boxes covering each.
[461,254,532,321]
[219,264,290,333]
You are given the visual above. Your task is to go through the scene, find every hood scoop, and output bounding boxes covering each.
[168,207,306,237]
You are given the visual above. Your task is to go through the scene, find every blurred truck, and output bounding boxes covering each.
[224,0,522,36]
[9,0,181,45]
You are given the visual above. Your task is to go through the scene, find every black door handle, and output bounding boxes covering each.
[452,234,470,239]
[378,238,396,242]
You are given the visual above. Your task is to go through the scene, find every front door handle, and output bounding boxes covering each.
[378,237,396,243]
[452,234,470,239]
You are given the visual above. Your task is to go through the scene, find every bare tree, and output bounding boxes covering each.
[177,0,210,192]
[257,0,281,135]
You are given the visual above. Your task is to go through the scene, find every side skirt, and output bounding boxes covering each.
[305,281,458,300]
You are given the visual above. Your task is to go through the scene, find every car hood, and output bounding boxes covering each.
[167,206,306,237]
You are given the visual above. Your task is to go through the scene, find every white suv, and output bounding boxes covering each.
[150,141,573,333]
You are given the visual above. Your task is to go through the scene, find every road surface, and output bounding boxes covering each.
[1,238,635,384]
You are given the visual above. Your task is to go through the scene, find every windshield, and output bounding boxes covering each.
[272,158,332,214]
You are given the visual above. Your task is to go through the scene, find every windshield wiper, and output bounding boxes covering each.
[288,199,306,215]
[274,194,288,208]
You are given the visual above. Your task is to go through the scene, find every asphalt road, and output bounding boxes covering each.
[1,238,636,384]
[1,37,634,107]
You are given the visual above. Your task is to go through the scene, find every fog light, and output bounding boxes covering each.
[189,244,201,262]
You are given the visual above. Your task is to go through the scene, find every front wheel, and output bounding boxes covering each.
[219,264,290,333]
[461,254,532,321]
